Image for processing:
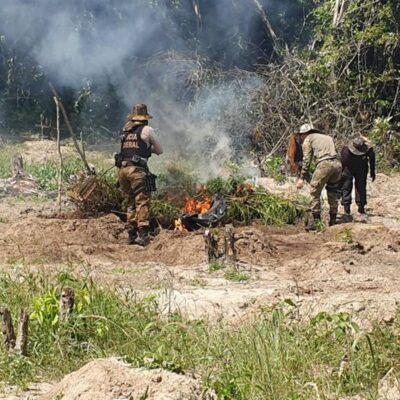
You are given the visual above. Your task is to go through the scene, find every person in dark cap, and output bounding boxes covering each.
[341,137,376,215]
[116,103,163,246]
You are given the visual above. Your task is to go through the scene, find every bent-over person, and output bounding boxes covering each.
[341,137,375,215]
[296,124,342,230]
[116,103,163,246]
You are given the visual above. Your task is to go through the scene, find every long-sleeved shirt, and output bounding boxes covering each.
[301,133,338,179]
[341,146,375,177]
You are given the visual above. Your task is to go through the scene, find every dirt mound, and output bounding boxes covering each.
[40,358,214,400]
[0,213,280,266]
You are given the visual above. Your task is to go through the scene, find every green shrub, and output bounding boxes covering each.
[26,159,83,191]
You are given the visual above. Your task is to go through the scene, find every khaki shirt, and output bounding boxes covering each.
[301,133,337,178]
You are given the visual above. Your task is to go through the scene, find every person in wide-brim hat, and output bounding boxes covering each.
[295,122,342,229]
[348,137,369,156]
[127,103,153,121]
[340,137,376,215]
[117,102,163,247]
[297,123,321,135]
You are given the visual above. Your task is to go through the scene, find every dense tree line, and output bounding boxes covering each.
[0,0,399,165]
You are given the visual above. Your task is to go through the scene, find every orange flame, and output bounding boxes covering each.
[174,194,212,231]
[182,195,212,214]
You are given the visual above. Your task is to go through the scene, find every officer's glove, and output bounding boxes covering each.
[371,174,376,182]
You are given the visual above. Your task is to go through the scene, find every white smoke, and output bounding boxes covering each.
[0,0,266,179]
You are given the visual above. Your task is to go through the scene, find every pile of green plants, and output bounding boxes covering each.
[1,271,400,399]
[149,175,303,228]
[206,177,303,226]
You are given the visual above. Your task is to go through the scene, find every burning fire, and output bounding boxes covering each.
[174,194,212,231]
[182,196,212,214]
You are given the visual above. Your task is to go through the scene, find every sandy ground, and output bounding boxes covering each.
[0,173,399,326]
[1,163,400,399]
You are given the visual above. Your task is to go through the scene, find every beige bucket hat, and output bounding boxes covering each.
[127,103,153,121]
[298,123,321,135]
[348,137,369,155]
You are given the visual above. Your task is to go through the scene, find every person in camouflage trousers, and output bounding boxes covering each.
[295,124,342,230]
[116,104,163,246]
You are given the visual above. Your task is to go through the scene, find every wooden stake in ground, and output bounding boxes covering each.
[0,306,16,350]
[54,96,64,211]
[49,82,92,174]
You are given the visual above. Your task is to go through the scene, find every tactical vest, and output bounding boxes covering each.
[120,125,152,160]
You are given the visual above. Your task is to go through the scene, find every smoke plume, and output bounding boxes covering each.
[0,0,270,179]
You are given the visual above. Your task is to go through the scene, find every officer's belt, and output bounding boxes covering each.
[317,156,338,165]
[121,159,148,168]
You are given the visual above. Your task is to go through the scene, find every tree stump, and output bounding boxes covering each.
[59,287,75,322]
[0,306,29,355]
[0,306,16,350]
[224,224,236,263]
[15,308,29,356]
[204,229,219,262]
[11,156,25,179]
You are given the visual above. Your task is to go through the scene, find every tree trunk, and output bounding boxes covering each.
[54,96,64,211]
[49,83,92,174]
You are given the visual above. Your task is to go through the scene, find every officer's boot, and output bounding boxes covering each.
[134,227,150,247]
[306,212,321,231]
[358,205,366,214]
[329,213,337,226]
[344,204,351,215]
[127,226,138,245]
